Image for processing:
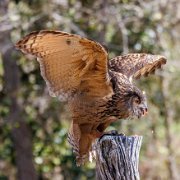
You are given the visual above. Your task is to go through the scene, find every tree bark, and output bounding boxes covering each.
[95,132,142,180]
[1,0,38,179]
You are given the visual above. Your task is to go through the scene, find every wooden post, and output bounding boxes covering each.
[95,131,143,180]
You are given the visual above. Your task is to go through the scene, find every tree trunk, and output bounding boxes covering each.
[1,1,38,179]
[95,132,142,180]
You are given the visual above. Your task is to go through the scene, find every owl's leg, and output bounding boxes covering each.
[69,122,111,165]
[69,123,97,165]
[77,124,97,165]
[75,132,94,166]
[78,133,93,155]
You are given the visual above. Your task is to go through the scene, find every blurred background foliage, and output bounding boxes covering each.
[0,0,180,179]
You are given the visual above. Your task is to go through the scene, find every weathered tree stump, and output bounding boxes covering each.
[95,132,143,180]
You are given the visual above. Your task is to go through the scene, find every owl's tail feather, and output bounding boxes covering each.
[67,123,80,156]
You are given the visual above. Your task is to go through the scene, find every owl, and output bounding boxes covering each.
[16,30,166,165]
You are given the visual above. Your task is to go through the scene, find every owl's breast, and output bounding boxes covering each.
[69,95,110,124]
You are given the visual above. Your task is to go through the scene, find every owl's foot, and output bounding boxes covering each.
[98,130,125,141]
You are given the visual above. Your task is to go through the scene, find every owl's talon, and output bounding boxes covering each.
[118,133,125,136]
[98,130,120,141]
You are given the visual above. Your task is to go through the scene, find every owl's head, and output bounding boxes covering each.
[115,87,148,119]
[128,88,148,119]
[110,72,148,119]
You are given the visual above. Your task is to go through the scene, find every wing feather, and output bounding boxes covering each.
[16,30,112,101]
[109,53,167,79]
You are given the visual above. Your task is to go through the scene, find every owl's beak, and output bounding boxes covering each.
[142,107,148,116]
[135,105,148,119]
[140,104,148,116]
[139,104,148,117]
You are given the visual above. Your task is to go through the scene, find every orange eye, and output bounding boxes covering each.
[134,98,140,104]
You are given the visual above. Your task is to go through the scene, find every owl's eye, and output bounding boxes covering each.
[134,97,140,104]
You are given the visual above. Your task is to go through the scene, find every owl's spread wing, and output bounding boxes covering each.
[16,30,112,101]
[109,53,167,79]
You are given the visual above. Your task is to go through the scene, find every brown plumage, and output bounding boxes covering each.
[15,30,167,165]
